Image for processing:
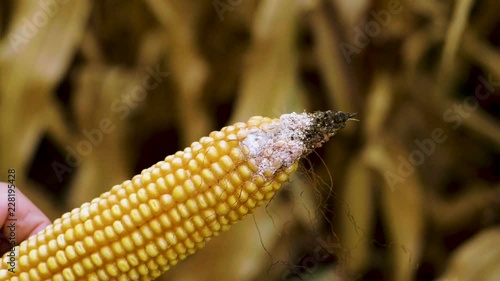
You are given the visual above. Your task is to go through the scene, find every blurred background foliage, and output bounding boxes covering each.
[0,0,499,280]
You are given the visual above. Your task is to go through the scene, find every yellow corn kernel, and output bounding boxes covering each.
[0,111,354,281]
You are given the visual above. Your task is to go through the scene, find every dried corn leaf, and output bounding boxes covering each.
[230,0,306,122]
[332,0,371,31]
[382,143,423,281]
[436,0,475,95]
[462,31,500,82]
[365,138,424,281]
[66,66,133,207]
[338,152,373,275]
[437,226,500,281]
[144,0,210,145]
[309,3,355,113]
[0,1,90,178]
[363,72,392,139]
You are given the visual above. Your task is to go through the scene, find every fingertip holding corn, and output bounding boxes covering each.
[0,110,355,281]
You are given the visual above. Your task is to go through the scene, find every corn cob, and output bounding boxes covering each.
[0,110,355,281]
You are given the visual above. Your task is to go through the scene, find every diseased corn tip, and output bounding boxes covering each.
[0,110,353,281]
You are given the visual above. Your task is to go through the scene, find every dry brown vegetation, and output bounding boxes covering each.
[0,0,499,280]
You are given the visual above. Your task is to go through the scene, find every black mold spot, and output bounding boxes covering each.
[301,111,357,156]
